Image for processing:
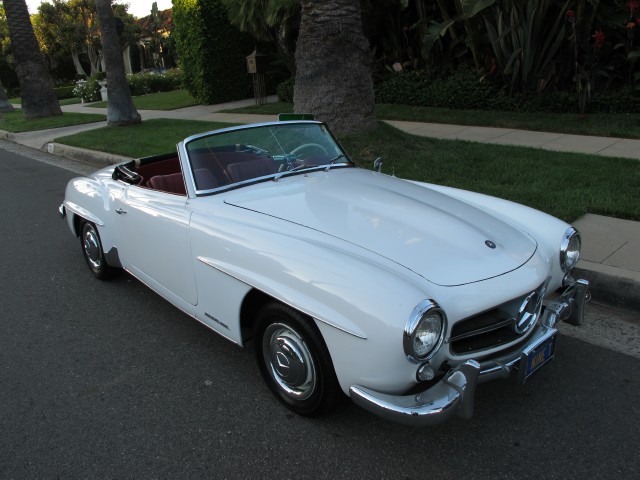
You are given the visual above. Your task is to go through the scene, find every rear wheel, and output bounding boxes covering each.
[255,302,340,416]
[80,221,119,280]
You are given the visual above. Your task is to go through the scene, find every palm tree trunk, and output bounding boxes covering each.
[293,0,376,135]
[3,0,61,119]
[94,0,141,126]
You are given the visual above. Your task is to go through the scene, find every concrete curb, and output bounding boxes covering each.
[44,142,133,167]
[0,130,16,142]
[575,264,640,315]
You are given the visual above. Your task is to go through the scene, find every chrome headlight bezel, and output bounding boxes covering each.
[403,300,447,364]
[560,227,581,273]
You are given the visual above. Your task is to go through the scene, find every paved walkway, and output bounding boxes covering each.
[1,97,638,315]
[384,120,640,160]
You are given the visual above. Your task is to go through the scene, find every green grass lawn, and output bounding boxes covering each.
[53,118,640,222]
[341,123,640,223]
[224,101,640,139]
[54,118,236,158]
[0,110,105,133]
[9,97,81,106]
[87,89,200,110]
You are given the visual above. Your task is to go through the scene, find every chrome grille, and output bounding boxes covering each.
[449,283,546,355]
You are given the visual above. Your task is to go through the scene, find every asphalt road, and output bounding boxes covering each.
[1,143,639,479]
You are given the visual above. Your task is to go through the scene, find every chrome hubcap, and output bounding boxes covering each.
[264,323,316,401]
[83,227,102,269]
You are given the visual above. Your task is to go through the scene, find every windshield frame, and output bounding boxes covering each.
[180,121,355,196]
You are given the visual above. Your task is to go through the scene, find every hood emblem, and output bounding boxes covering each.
[485,240,496,249]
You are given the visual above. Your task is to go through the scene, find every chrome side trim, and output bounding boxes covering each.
[196,256,367,340]
[63,201,105,227]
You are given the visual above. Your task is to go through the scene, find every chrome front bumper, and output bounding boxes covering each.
[349,278,590,426]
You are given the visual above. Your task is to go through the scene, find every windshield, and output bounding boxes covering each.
[185,122,352,193]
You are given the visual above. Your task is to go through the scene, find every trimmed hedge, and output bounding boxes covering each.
[54,85,76,100]
[374,68,640,115]
[172,0,254,104]
[277,77,294,103]
[126,69,182,96]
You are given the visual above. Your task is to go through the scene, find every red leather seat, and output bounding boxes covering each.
[194,168,220,191]
[226,159,277,183]
[147,173,186,195]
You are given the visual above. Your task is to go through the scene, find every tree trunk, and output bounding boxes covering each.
[87,44,101,75]
[293,0,376,135]
[94,0,141,126]
[71,49,88,77]
[3,0,61,119]
[0,79,15,112]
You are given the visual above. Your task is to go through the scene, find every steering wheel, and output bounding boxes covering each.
[289,143,328,157]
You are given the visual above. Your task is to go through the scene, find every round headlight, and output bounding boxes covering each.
[560,227,581,272]
[404,300,446,363]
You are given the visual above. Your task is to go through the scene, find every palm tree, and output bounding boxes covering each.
[94,0,140,126]
[293,0,376,135]
[3,0,61,119]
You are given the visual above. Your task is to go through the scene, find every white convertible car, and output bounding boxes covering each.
[60,119,590,425]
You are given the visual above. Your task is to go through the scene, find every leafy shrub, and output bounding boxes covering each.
[126,69,182,96]
[374,68,640,114]
[172,0,254,104]
[72,77,101,102]
[54,85,75,100]
[277,77,294,102]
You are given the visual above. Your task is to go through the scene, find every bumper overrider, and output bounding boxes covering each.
[349,278,590,426]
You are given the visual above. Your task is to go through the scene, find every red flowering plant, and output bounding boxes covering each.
[566,9,606,114]
[563,0,640,114]
[626,1,640,84]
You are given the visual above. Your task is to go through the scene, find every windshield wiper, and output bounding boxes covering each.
[272,154,349,182]
[272,163,317,181]
[324,154,346,171]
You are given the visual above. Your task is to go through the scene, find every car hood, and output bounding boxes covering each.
[223,168,537,286]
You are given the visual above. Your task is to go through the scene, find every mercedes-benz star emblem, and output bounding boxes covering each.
[514,291,540,334]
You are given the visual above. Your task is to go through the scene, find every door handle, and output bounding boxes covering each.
[115,208,127,215]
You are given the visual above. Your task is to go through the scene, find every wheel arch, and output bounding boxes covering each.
[239,288,273,343]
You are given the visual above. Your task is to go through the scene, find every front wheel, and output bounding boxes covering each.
[255,303,340,416]
[80,221,119,280]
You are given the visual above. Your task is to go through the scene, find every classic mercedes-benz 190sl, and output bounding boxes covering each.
[60,119,589,426]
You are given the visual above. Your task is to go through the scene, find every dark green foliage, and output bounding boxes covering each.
[172,0,255,104]
[53,85,75,100]
[126,69,182,96]
[374,68,640,114]
[277,77,294,102]
[341,123,640,222]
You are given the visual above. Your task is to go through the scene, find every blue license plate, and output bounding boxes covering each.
[520,332,556,382]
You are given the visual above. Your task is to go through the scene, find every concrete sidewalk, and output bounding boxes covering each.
[384,120,640,160]
[2,98,639,315]
[573,215,640,313]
